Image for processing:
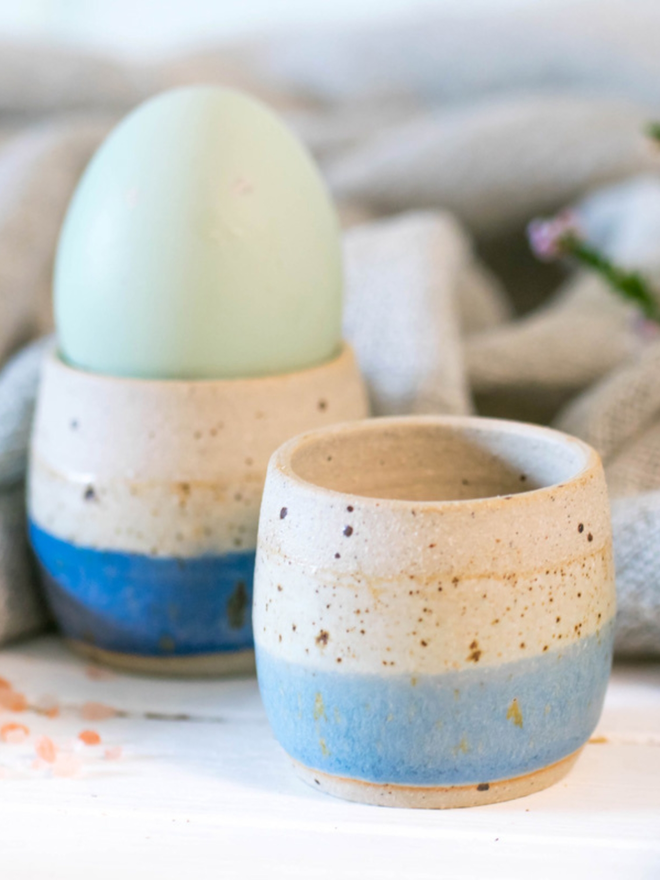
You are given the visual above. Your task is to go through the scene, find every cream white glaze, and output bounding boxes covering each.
[29,345,368,556]
[254,416,616,675]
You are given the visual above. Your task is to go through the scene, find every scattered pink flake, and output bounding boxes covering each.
[34,695,60,718]
[1,722,29,743]
[85,666,116,682]
[52,754,81,778]
[0,677,26,711]
[0,688,28,713]
[35,736,57,764]
[104,746,122,761]
[81,702,119,721]
[78,730,101,746]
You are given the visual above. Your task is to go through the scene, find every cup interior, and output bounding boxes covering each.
[289,419,590,503]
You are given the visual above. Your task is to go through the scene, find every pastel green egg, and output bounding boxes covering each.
[54,86,343,379]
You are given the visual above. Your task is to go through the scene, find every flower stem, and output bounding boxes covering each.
[561,233,660,323]
[647,122,660,144]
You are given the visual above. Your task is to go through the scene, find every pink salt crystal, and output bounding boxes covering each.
[78,730,101,746]
[81,702,119,721]
[52,754,81,778]
[104,746,123,761]
[34,695,60,718]
[35,736,57,763]
[0,677,28,712]
[0,687,28,712]
[85,666,116,682]
[1,722,29,744]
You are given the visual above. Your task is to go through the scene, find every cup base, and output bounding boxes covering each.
[291,749,581,809]
[67,639,256,678]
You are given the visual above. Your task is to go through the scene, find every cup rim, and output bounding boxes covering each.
[271,414,601,511]
[47,341,352,388]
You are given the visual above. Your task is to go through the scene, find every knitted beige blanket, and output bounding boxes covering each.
[2,0,660,655]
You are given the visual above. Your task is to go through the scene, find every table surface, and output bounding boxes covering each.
[0,637,658,880]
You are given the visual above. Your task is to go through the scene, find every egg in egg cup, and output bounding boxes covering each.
[27,87,368,674]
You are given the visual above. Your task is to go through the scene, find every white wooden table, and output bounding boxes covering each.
[0,636,658,879]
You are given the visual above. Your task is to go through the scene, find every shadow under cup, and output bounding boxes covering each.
[254,416,617,808]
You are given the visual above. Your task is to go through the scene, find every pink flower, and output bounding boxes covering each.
[632,314,660,341]
[527,210,582,261]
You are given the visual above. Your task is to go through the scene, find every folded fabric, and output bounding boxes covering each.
[0,339,53,644]
[345,212,477,417]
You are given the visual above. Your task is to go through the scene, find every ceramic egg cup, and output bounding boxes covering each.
[28,345,367,675]
[254,415,616,808]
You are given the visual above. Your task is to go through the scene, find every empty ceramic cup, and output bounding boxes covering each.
[254,415,616,807]
[28,344,367,675]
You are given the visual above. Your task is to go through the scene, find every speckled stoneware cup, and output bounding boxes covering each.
[27,345,367,675]
[254,415,616,808]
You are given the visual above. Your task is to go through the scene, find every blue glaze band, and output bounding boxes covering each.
[257,622,614,786]
[29,520,255,656]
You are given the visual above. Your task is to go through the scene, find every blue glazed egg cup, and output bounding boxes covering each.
[254,416,616,806]
[28,345,367,675]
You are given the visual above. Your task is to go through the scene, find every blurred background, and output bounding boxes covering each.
[0,0,604,56]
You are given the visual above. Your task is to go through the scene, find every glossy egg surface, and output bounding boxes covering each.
[55,86,343,379]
